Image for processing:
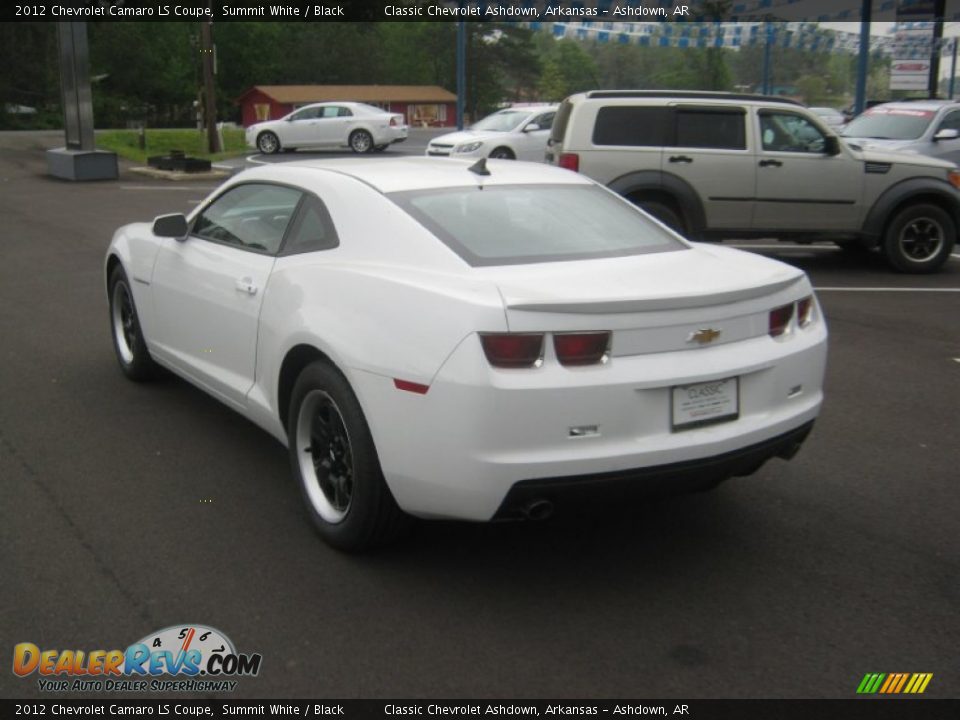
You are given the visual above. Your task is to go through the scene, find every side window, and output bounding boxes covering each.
[290,107,319,121]
[320,107,343,119]
[338,107,353,118]
[674,109,746,150]
[193,184,303,255]
[281,195,340,256]
[760,112,826,153]
[937,110,960,132]
[533,112,555,130]
[592,106,669,147]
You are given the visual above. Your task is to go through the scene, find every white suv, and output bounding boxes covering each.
[546,90,960,273]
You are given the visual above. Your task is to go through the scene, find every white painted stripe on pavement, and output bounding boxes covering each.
[814,287,960,292]
[120,185,216,191]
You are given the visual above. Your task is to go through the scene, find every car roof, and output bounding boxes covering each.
[576,90,803,107]
[241,157,593,194]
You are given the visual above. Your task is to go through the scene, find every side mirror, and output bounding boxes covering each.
[152,213,189,240]
[823,135,841,156]
[523,123,542,133]
[934,128,960,142]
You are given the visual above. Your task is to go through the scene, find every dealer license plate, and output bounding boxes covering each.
[671,377,739,431]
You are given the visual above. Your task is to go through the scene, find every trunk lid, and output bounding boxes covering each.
[477,244,808,356]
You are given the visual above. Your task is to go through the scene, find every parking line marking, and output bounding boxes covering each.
[731,244,840,251]
[814,287,960,292]
[120,185,217,191]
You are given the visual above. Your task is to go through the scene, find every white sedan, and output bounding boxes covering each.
[426,105,558,160]
[106,158,827,551]
[245,102,408,155]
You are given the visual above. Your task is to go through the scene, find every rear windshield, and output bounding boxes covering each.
[842,107,936,140]
[550,100,574,145]
[388,184,685,267]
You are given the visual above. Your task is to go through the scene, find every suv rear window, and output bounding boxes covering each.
[549,100,573,146]
[593,107,669,147]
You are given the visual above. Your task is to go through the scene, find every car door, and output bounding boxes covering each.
[663,104,755,231]
[282,107,322,147]
[753,109,862,232]
[515,110,556,161]
[313,105,352,146]
[150,183,303,408]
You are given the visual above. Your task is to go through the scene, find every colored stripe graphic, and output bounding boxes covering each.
[857,673,932,694]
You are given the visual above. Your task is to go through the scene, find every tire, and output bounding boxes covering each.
[256,131,280,155]
[639,200,687,236]
[349,130,374,154]
[882,203,955,273]
[488,147,515,160]
[288,361,408,551]
[108,265,158,381]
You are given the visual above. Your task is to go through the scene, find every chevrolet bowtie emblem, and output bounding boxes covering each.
[688,328,721,345]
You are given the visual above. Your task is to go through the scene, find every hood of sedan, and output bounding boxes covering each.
[429,130,499,147]
[843,140,955,169]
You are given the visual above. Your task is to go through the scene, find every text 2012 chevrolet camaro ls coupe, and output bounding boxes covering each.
[106,158,827,551]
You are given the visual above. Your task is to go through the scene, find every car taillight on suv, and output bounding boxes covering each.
[558,153,579,172]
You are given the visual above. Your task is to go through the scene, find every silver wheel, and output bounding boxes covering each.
[111,280,137,365]
[349,130,373,154]
[295,390,354,524]
[897,216,945,263]
[882,203,955,274]
[257,132,280,154]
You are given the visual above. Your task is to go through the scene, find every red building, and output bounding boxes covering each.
[237,85,459,128]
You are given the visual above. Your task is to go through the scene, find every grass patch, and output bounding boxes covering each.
[95,128,247,163]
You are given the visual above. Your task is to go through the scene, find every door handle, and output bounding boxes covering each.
[669,155,693,164]
[759,159,783,167]
[235,277,258,296]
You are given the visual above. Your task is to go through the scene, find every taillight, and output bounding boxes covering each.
[480,333,544,369]
[797,296,814,328]
[553,332,611,366]
[769,304,795,338]
[558,153,579,172]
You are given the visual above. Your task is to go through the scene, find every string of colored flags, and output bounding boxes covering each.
[521,21,957,58]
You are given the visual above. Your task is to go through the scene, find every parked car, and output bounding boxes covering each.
[105,158,826,550]
[841,99,960,165]
[245,102,408,155]
[546,90,960,273]
[809,106,846,129]
[426,105,557,160]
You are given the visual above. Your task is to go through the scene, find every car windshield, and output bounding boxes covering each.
[842,107,936,140]
[470,111,530,133]
[389,184,685,267]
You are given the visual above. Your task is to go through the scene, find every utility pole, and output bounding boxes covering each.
[929,0,946,98]
[200,19,220,154]
[855,0,871,115]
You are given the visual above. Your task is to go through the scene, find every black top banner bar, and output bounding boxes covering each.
[3,699,960,720]
[4,0,908,24]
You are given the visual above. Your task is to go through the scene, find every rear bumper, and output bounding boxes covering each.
[493,420,814,520]
[350,320,827,522]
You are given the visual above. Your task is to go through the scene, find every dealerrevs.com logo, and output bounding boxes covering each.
[13,624,262,693]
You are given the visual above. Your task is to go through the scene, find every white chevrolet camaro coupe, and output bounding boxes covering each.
[106,158,827,551]
[245,102,408,155]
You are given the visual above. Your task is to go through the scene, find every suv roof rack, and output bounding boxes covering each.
[584,90,803,106]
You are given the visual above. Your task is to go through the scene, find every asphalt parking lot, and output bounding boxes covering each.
[1,131,958,700]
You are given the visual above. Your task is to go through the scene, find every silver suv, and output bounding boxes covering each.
[546,90,960,273]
